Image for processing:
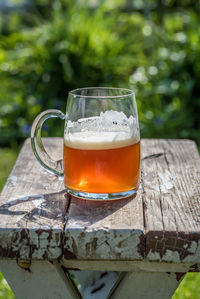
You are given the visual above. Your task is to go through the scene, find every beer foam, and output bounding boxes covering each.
[64,110,140,150]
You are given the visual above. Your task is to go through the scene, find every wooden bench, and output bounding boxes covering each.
[0,138,199,299]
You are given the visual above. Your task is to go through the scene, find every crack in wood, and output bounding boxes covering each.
[140,169,147,230]
[142,153,164,160]
[163,144,179,232]
[1,138,200,263]
[156,161,165,231]
[61,192,73,258]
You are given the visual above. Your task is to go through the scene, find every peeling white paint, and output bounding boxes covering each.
[146,249,181,262]
[65,229,143,260]
[0,227,62,259]
[187,241,197,254]
[183,241,200,262]
[158,170,175,193]
[151,170,179,194]
[7,175,17,187]
[33,198,45,209]
[146,250,161,261]
[162,250,181,262]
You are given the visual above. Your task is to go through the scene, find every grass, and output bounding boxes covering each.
[0,147,200,298]
[0,148,18,191]
[173,273,200,299]
[0,272,16,299]
[0,147,18,299]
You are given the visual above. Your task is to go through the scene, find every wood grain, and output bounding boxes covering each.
[63,194,144,260]
[64,139,200,262]
[0,138,68,259]
[141,139,200,262]
[0,138,200,263]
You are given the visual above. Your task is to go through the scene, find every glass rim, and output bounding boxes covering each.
[69,87,135,99]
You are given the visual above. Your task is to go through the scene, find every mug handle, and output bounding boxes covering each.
[31,109,66,178]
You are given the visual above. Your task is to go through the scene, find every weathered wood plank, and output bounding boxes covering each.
[61,259,200,272]
[63,194,144,260]
[110,271,184,299]
[142,139,200,262]
[1,138,200,264]
[0,138,67,259]
[64,139,200,262]
[0,260,80,299]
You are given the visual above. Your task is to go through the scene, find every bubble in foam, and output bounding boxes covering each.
[64,110,139,149]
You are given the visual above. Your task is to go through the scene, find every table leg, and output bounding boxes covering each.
[0,260,186,299]
[110,271,185,299]
[69,269,123,298]
[0,259,81,299]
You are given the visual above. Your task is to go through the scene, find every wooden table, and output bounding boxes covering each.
[0,138,200,299]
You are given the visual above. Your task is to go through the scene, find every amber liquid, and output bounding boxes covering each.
[63,141,140,194]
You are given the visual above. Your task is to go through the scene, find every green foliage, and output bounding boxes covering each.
[0,149,18,298]
[0,1,140,145]
[132,10,200,143]
[0,1,200,296]
[173,273,200,299]
[0,267,16,299]
[0,148,18,191]
[0,0,199,147]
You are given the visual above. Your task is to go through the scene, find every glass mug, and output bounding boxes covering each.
[31,87,140,200]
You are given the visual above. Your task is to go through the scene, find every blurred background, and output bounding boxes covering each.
[0,0,200,298]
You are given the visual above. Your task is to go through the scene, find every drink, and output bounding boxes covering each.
[63,130,140,194]
[31,87,140,200]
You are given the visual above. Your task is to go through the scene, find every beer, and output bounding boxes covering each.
[63,130,140,194]
[31,87,140,200]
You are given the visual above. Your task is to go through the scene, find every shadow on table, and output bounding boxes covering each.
[0,190,136,226]
[66,194,136,226]
[0,190,68,223]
